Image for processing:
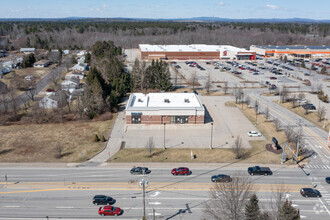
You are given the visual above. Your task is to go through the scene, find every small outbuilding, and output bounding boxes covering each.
[33,60,51,68]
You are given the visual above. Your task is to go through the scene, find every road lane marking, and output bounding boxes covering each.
[56,206,74,209]
[3,206,20,208]
[319,198,330,215]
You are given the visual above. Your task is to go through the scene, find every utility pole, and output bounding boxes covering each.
[210,122,214,149]
[140,170,148,220]
[163,123,166,149]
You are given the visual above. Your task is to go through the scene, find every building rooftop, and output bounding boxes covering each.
[126,93,204,110]
[139,44,248,52]
[252,45,330,50]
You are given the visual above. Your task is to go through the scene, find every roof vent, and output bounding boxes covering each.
[138,98,143,102]
[184,99,190,103]
[164,98,170,103]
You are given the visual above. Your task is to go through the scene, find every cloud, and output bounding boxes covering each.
[218,2,225,6]
[265,4,280,10]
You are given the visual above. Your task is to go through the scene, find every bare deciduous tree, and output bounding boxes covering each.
[291,94,297,108]
[190,71,198,90]
[204,72,211,93]
[55,142,63,159]
[233,135,244,159]
[204,174,254,220]
[245,95,250,107]
[317,106,326,122]
[298,92,305,101]
[223,81,229,94]
[284,126,295,143]
[271,183,288,220]
[274,118,281,132]
[24,79,37,101]
[264,107,270,122]
[254,99,259,114]
[280,86,289,103]
[145,136,154,156]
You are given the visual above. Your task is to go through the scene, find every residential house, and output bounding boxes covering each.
[20,48,36,54]
[0,62,12,75]
[63,50,70,55]
[61,77,80,93]
[0,50,8,58]
[77,56,85,64]
[66,72,84,80]
[33,59,51,68]
[39,91,69,109]
[72,63,88,72]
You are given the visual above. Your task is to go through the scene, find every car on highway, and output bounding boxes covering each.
[214,67,219,69]
[98,206,123,216]
[171,167,191,175]
[248,131,262,137]
[270,77,277,80]
[211,174,232,183]
[300,188,321,198]
[93,195,115,205]
[326,177,330,184]
[130,167,151,175]
[248,166,272,176]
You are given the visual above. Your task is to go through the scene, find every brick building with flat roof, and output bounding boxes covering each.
[125,93,205,124]
[139,44,256,61]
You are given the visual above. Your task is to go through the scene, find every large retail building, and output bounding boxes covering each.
[125,93,205,124]
[250,45,330,58]
[139,44,256,60]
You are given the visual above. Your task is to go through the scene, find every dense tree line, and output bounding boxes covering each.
[0,21,329,51]
[131,59,172,92]
[83,40,130,118]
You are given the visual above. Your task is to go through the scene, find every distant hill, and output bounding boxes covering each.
[0,17,329,23]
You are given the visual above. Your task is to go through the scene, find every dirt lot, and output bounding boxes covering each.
[0,118,114,162]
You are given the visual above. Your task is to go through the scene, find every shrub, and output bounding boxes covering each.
[101,135,106,142]
[93,134,99,142]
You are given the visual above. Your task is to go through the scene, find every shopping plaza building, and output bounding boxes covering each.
[250,45,330,58]
[125,93,205,124]
[139,44,256,60]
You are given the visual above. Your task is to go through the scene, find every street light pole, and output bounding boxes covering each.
[255,104,258,125]
[163,123,166,149]
[210,122,214,149]
[324,117,327,128]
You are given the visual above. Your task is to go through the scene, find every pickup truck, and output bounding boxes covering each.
[248,166,272,176]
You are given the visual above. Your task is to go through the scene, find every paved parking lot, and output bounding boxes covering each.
[121,95,264,149]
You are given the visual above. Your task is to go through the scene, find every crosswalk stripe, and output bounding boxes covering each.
[326,165,330,169]
[315,165,320,168]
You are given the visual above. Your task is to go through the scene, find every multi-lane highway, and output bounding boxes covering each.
[0,165,329,219]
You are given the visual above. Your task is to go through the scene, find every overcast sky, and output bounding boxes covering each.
[2,0,329,20]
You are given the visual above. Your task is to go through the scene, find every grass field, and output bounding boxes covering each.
[111,102,289,164]
[279,102,328,131]
[0,118,115,162]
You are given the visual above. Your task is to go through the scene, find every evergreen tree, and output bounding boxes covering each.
[301,60,306,68]
[85,52,91,64]
[245,194,261,220]
[311,64,315,70]
[321,66,326,74]
[284,55,288,62]
[278,199,300,220]
[21,53,36,68]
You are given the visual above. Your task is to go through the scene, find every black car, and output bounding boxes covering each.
[211,174,232,183]
[326,177,330,184]
[248,166,272,176]
[300,188,321,198]
[130,167,151,175]
[93,195,115,205]
[302,104,316,110]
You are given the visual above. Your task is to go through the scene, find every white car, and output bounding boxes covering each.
[248,131,262,137]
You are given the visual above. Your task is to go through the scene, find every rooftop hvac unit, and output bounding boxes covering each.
[184,99,190,103]
[164,99,170,103]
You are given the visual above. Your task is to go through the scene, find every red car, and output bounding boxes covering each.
[98,206,122,216]
[171,167,191,175]
[270,77,277,80]
[46,89,55,92]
